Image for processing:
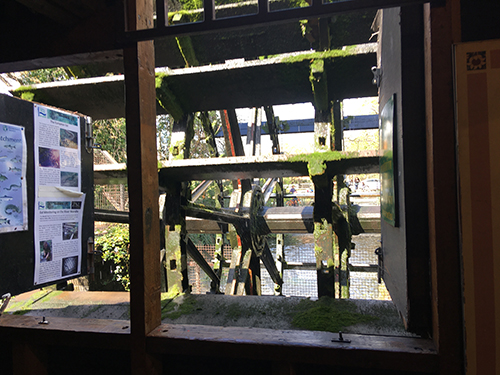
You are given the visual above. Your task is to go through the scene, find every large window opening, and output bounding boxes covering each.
[1,3,430,349]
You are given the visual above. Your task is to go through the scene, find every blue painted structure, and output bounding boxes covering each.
[215,115,378,137]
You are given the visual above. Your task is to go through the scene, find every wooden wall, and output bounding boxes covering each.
[455,38,500,375]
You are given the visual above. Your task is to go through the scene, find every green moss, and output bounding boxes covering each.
[161,294,199,320]
[12,86,35,101]
[291,297,377,332]
[167,9,203,24]
[279,48,354,65]
[288,151,356,177]
[81,304,103,318]
[12,85,51,104]
[309,59,328,111]
[5,289,62,316]
[176,36,199,67]
[310,58,324,75]
[20,91,35,101]
[155,73,185,121]
[12,309,31,315]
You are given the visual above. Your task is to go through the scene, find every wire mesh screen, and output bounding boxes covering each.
[188,233,390,300]
[350,233,379,265]
[349,233,391,300]
[94,185,129,211]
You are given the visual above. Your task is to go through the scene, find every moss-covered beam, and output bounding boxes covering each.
[158,151,379,186]
[10,48,376,120]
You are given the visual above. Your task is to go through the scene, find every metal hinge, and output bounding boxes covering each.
[85,116,101,153]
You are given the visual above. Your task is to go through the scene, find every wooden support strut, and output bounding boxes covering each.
[124,0,161,373]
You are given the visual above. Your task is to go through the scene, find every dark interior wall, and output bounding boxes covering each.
[378,6,429,334]
[461,0,500,42]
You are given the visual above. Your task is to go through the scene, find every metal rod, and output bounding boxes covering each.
[186,238,220,285]
[260,242,282,285]
[183,202,249,227]
[192,180,213,202]
[262,178,278,204]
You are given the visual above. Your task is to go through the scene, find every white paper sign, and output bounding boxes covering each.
[33,105,85,285]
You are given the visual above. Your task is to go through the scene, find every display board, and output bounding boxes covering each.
[0,94,93,296]
[377,7,430,333]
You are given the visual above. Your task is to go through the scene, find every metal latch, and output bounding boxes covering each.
[85,116,101,153]
[331,331,351,344]
[371,66,381,87]
[375,247,384,283]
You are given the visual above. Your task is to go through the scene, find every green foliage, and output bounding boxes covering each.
[93,115,174,164]
[155,74,185,121]
[178,0,203,11]
[16,68,69,85]
[95,224,130,291]
[93,118,128,163]
[157,114,174,161]
[343,129,379,152]
[291,297,377,332]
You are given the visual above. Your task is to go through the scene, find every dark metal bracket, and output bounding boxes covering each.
[331,331,351,343]
[375,247,384,283]
[0,293,11,316]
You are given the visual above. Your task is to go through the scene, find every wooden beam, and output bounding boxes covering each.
[15,0,79,26]
[0,315,131,348]
[158,153,380,183]
[424,1,464,374]
[124,0,161,373]
[147,323,438,373]
[122,0,428,43]
[10,49,376,120]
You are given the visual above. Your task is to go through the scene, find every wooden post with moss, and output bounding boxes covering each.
[163,181,190,295]
[338,188,352,298]
[312,173,335,298]
[164,114,195,295]
[310,56,336,298]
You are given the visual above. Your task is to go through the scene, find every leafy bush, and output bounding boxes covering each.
[95,224,130,291]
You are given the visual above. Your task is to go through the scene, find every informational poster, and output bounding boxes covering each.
[33,105,85,285]
[0,122,28,233]
[380,95,398,226]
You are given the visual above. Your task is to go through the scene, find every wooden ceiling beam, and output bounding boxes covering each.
[49,0,96,18]
[15,0,80,26]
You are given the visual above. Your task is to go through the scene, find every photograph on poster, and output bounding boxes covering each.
[61,171,78,187]
[62,256,78,277]
[60,128,78,149]
[40,240,53,262]
[38,147,60,168]
[62,222,78,240]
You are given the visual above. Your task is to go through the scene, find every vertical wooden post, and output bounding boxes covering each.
[124,0,161,373]
[165,115,193,295]
[313,174,335,298]
[424,1,463,373]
